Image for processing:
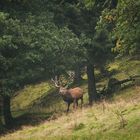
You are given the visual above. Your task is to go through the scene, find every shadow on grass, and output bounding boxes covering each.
[32,88,62,108]
[0,111,59,136]
[0,79,98,136]
[0,88,63,136]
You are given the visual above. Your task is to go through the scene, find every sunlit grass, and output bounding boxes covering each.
[11,82,54,116]
[1,90,140,140]
[108,57,140,80]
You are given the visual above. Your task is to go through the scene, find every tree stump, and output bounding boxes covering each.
[133,77,140,86]
[107,78,121,93]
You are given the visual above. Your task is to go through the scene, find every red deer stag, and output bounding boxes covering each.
[51,76,83,112]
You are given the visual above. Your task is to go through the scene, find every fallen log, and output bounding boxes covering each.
[108,75,140,88]
[98,75,140,97]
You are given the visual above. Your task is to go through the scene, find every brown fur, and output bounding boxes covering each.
[59,87,83,112]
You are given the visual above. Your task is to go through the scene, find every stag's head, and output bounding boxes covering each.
[51,76,67,95]
[51,72,74,95]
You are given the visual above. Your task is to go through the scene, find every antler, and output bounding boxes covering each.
[51,72,75,89]
[68,71,75,80]
[51,76,60,88]
[64,71,75,88]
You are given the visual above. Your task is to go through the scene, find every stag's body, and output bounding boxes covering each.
[52,76,83,112]
[59,87,83,112]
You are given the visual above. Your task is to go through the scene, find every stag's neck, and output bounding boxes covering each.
[61,93,74,103]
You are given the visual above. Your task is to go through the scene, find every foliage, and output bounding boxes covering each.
[0,11,80,97]
[98,0,140,55]
[114,0,140,55]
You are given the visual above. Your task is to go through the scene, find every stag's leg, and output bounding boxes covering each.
[73,99,76,109]
[76,100,78,107]
[67,102,71,112]
[81,97,83,108]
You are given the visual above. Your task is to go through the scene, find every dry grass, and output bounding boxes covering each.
[0,86,140,140]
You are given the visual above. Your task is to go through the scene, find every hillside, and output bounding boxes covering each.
[0,1,140,139]
[0,58,140,140]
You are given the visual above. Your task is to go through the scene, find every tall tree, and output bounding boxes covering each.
[0,10,80,126]
[52,0,116,104]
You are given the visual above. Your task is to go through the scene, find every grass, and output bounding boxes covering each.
[11,82,55,117]
[0,57,140,140]
[108,57,140,80]
[0,89,140,140]
[12,82,53,110]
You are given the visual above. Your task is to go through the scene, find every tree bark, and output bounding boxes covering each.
[0,97,3,125]
[87,64,97,105]
[3,95,13,126]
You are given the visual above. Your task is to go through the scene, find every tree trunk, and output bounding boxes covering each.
[87,64,97,105]
[74,65,82,85]
[0,97,3,125]
[3,95,13,126]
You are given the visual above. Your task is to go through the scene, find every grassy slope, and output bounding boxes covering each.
[0,57,140,140]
